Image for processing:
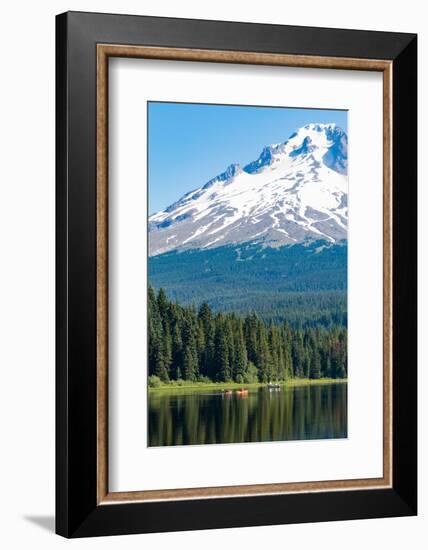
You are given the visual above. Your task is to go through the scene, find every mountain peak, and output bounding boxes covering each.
[222,162,242,180]
[303,122,336,131]
[289,135,315,158]
[202,163,242,189]
[244,144,284,174]
[243,123,347,175]
[149,123,348,256]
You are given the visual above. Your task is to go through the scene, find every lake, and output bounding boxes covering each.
[148,383,347,447]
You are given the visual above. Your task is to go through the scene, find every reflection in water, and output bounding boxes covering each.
[148,383,347,447]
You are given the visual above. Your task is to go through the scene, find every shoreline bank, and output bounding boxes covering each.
[148,378,347,393]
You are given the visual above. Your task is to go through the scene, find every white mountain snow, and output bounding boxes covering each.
[149,123,348,256]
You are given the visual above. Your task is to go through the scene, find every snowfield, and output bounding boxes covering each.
[149,123,348,256]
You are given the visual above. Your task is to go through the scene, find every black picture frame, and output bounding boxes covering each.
[56,11,417,538]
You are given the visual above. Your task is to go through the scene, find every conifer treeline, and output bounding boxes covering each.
[148,287,347,383]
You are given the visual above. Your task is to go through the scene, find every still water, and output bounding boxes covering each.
[148,383,347,447]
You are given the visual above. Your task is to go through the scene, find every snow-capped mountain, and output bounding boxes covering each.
[149,123,348,256]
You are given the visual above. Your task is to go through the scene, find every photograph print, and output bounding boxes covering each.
[147,102,348,447]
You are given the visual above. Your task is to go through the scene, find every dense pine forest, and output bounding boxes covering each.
[148,241,347,328]
[148,286,347,385]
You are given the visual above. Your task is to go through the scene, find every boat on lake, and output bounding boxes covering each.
[268,383,281,391]
[235,388,249,397]
[221,389,233,396]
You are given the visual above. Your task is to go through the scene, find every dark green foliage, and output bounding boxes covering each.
[148,287,347,383]
[182,317,198,381]
[148,241,347,328]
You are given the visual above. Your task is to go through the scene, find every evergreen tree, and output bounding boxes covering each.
[214,318,232,382]
[162,324,173,377]
[233,322,248,383]
[310,347,322,379]
[182,317,198,381]
[147,287,348,384]
[244,313,259,366]
[171,322,183,379]
[256,323,272,382]
[157,287,169,321]
[197,302,213,377]
[153,343,169,382]
[292,330,305,377]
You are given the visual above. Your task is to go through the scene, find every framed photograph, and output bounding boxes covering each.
[56,11,417,537]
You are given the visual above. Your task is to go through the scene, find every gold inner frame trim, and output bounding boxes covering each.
[96,44,393,505]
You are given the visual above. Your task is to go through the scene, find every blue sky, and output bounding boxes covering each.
[148,102,347,214]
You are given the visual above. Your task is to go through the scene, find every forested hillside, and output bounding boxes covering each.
[148,287,347,384]
[148,240,347,327]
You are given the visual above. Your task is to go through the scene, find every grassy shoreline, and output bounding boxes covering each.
[148,378,347,393]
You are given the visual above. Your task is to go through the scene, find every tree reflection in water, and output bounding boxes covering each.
[148,383,347,447]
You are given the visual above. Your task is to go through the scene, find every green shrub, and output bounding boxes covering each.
[148,375,162,388]
[244,362,259,384]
